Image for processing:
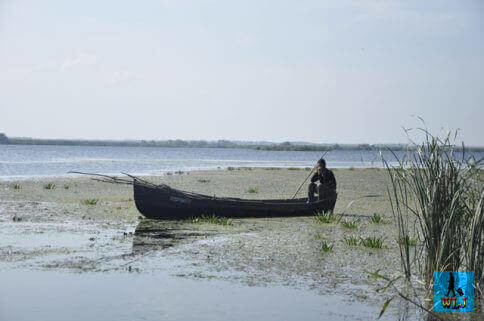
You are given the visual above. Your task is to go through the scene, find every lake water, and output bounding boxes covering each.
[3,144,480,178]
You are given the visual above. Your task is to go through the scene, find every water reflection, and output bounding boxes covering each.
[132,219,220,253]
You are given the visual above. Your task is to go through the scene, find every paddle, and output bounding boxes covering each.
[291,150,329,199]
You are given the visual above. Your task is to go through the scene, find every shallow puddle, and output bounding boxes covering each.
[1,268,393,321]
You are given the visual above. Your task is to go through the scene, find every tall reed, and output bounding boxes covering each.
[383,130,483,290]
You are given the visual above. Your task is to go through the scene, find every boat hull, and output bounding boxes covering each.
[133,181,337,219]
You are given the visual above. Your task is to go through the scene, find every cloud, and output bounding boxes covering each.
[60,53,100,72]
[106,70,135,85]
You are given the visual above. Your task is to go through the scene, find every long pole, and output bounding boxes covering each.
[291,150,329,199]
[291,165,316,199]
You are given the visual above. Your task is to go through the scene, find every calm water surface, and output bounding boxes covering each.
[0,269,386,321]
[3,144,479,178]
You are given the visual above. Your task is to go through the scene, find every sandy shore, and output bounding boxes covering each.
[1,168,411,313]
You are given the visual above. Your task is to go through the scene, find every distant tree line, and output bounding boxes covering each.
[254,142,386,151]
[0,133,483,152]
[0,133,7,143]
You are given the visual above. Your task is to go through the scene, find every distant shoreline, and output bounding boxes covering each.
[1,135,483,152]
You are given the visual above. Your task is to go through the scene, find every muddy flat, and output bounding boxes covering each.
[0,168,453,320]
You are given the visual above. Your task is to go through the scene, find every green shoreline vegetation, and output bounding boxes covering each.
[1,133,483,152]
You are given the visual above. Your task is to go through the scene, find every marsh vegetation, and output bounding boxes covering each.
[43,182,56,190]
[81,198,99,205]
[246,187,259,194]
[191,214,233,226]
[314,211,337,224]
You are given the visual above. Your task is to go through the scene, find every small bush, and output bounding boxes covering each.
[81,198,99,205]
[314,211,336,224]
[43,182,56,190]
[287,167,301,171]
[227,167,235,171]
[360,236,384,249]
[197,179,211,183]
[63,184,70,190]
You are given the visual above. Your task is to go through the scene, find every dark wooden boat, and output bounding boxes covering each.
[134,180,337,219]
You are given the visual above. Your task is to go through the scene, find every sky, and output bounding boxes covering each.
[0,0,483,145]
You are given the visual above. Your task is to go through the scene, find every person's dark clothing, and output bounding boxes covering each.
[446,273,456,297]
[310,169,337,190]
[308,169,337,210]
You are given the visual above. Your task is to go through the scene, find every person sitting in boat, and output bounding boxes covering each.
[307,158,337,208]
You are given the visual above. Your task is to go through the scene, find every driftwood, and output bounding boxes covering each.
[68,171,159,188]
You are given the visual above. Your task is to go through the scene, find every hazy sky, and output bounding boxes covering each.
[1,0,483,145]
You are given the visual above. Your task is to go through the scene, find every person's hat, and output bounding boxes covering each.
[317,158,326,166]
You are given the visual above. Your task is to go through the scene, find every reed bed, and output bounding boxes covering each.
[383,130,483,290]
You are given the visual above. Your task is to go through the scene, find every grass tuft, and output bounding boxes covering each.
[191,214,233,226]
[81,198,99,205]
[344,235,360,246]
[320,241,334,253]
[11,183,22,190]
[43,182,56,190]
[247,187,259,194]
[360,236,385,249]
[369,213,385,224]
[314,211,336,224]
[342,219,358,229]
[197,179,211,183]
